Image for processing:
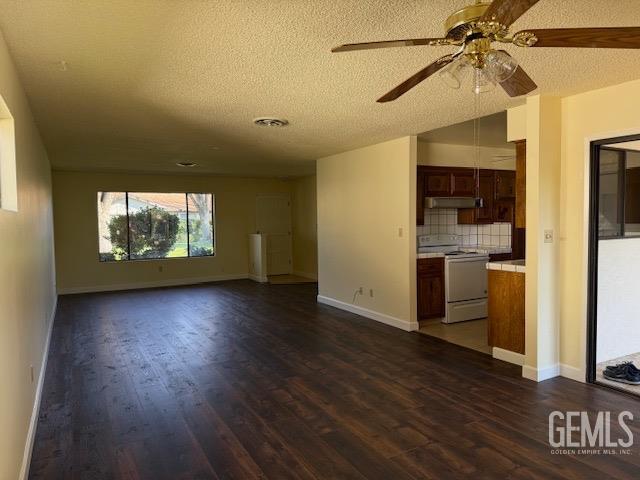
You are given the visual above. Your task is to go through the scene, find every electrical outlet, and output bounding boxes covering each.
[369,289,374,297]
[544,230,554,243]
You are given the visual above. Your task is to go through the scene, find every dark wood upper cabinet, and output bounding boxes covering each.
[495,170,516,200]
[494,199,515,223]
[458,169,493,225]
[417,168,425,225]
[418,165,516,226]
[515,141,526,228]
[451,170,476,197]
[424,169,452,197]
[476,170,495,223]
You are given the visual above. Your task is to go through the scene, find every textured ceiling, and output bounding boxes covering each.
[418,112,511,148]
[0,0,640,176]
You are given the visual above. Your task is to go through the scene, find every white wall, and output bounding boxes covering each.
[417,141,516,170]
[317,137,417,331]
[596,238,640,363]
[0,30,56,479]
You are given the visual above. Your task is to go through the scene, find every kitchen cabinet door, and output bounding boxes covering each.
[495,170,516,199]
[515,141,526,228]
[451,170,476,197]
[417,168,425,225]
[494,199,514,223]
[475,170,495,223]
[424,170,452,197]
[458,170,494,224]
[417,257,445,320]
[418,273,445,319]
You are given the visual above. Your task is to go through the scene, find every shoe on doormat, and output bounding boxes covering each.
[603,363,640,385]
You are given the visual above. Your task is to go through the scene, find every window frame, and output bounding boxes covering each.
[596,146,640,240]
[97,191,215,262]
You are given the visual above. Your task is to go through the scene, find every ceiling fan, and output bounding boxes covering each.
[332,0,640,102]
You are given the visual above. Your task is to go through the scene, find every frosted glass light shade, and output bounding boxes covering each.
[485,50,519,83]
[438,56,470,90]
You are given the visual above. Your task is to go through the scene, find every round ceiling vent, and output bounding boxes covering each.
[176,161,198,167]
[253,117,289,127]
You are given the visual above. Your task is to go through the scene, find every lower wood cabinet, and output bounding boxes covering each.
[488,269,525,354]
[417,257,445,320]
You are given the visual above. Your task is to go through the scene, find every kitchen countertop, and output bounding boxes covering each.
[475,245,512,255]
[417,252,445,259]
[486,259,526,273]
[417,246,512,260]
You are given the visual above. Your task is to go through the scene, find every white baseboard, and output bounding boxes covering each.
[248,273,269,283]
[293,270,318,281]
[20,295,58,480]
[492,347,525,366]
[522,363,560,382]
[317,295,418,332]
[58,273,249,294]
[248,273,268,283]
[560,363,585,383]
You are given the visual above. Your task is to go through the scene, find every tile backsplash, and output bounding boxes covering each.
[417,208,511,248]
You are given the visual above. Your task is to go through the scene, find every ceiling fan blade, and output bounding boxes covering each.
[377,55,454,103]
[498,58,537,97]
[332,38,452,53]
[514,27,640,49]
[481,0,540,28]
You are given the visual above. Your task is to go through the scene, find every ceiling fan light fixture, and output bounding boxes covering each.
[438,56,470,90]
[471,67,496,94]
[484,50,519,83]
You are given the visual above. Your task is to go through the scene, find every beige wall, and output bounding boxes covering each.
[559,78,640,379]
[417,140,516,170]
[523,95,562,381]
[317,137,417,331]
[506,78,640,382]
[291,175,317,279]
[0,31,56,479]
[52,171,301,292]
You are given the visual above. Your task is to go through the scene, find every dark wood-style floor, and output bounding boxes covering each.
[30,280,639,479]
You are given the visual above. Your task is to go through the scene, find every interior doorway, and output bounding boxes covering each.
[256,194,292,276]
[588,134,640,396]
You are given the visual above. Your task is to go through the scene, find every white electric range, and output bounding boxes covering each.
[418,234,489,324]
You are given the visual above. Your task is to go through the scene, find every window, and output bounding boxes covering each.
[97,192,215,261]
[597,147,640,239]
[0,96,17,212]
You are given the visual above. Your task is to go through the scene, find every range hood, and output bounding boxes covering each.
[425,197,483,209]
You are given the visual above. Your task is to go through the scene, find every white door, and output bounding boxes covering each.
[256,195,292,275]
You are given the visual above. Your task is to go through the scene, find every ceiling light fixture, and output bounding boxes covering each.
[176,161,198,168]
[437,47,517,93]
[253,117,289,127]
